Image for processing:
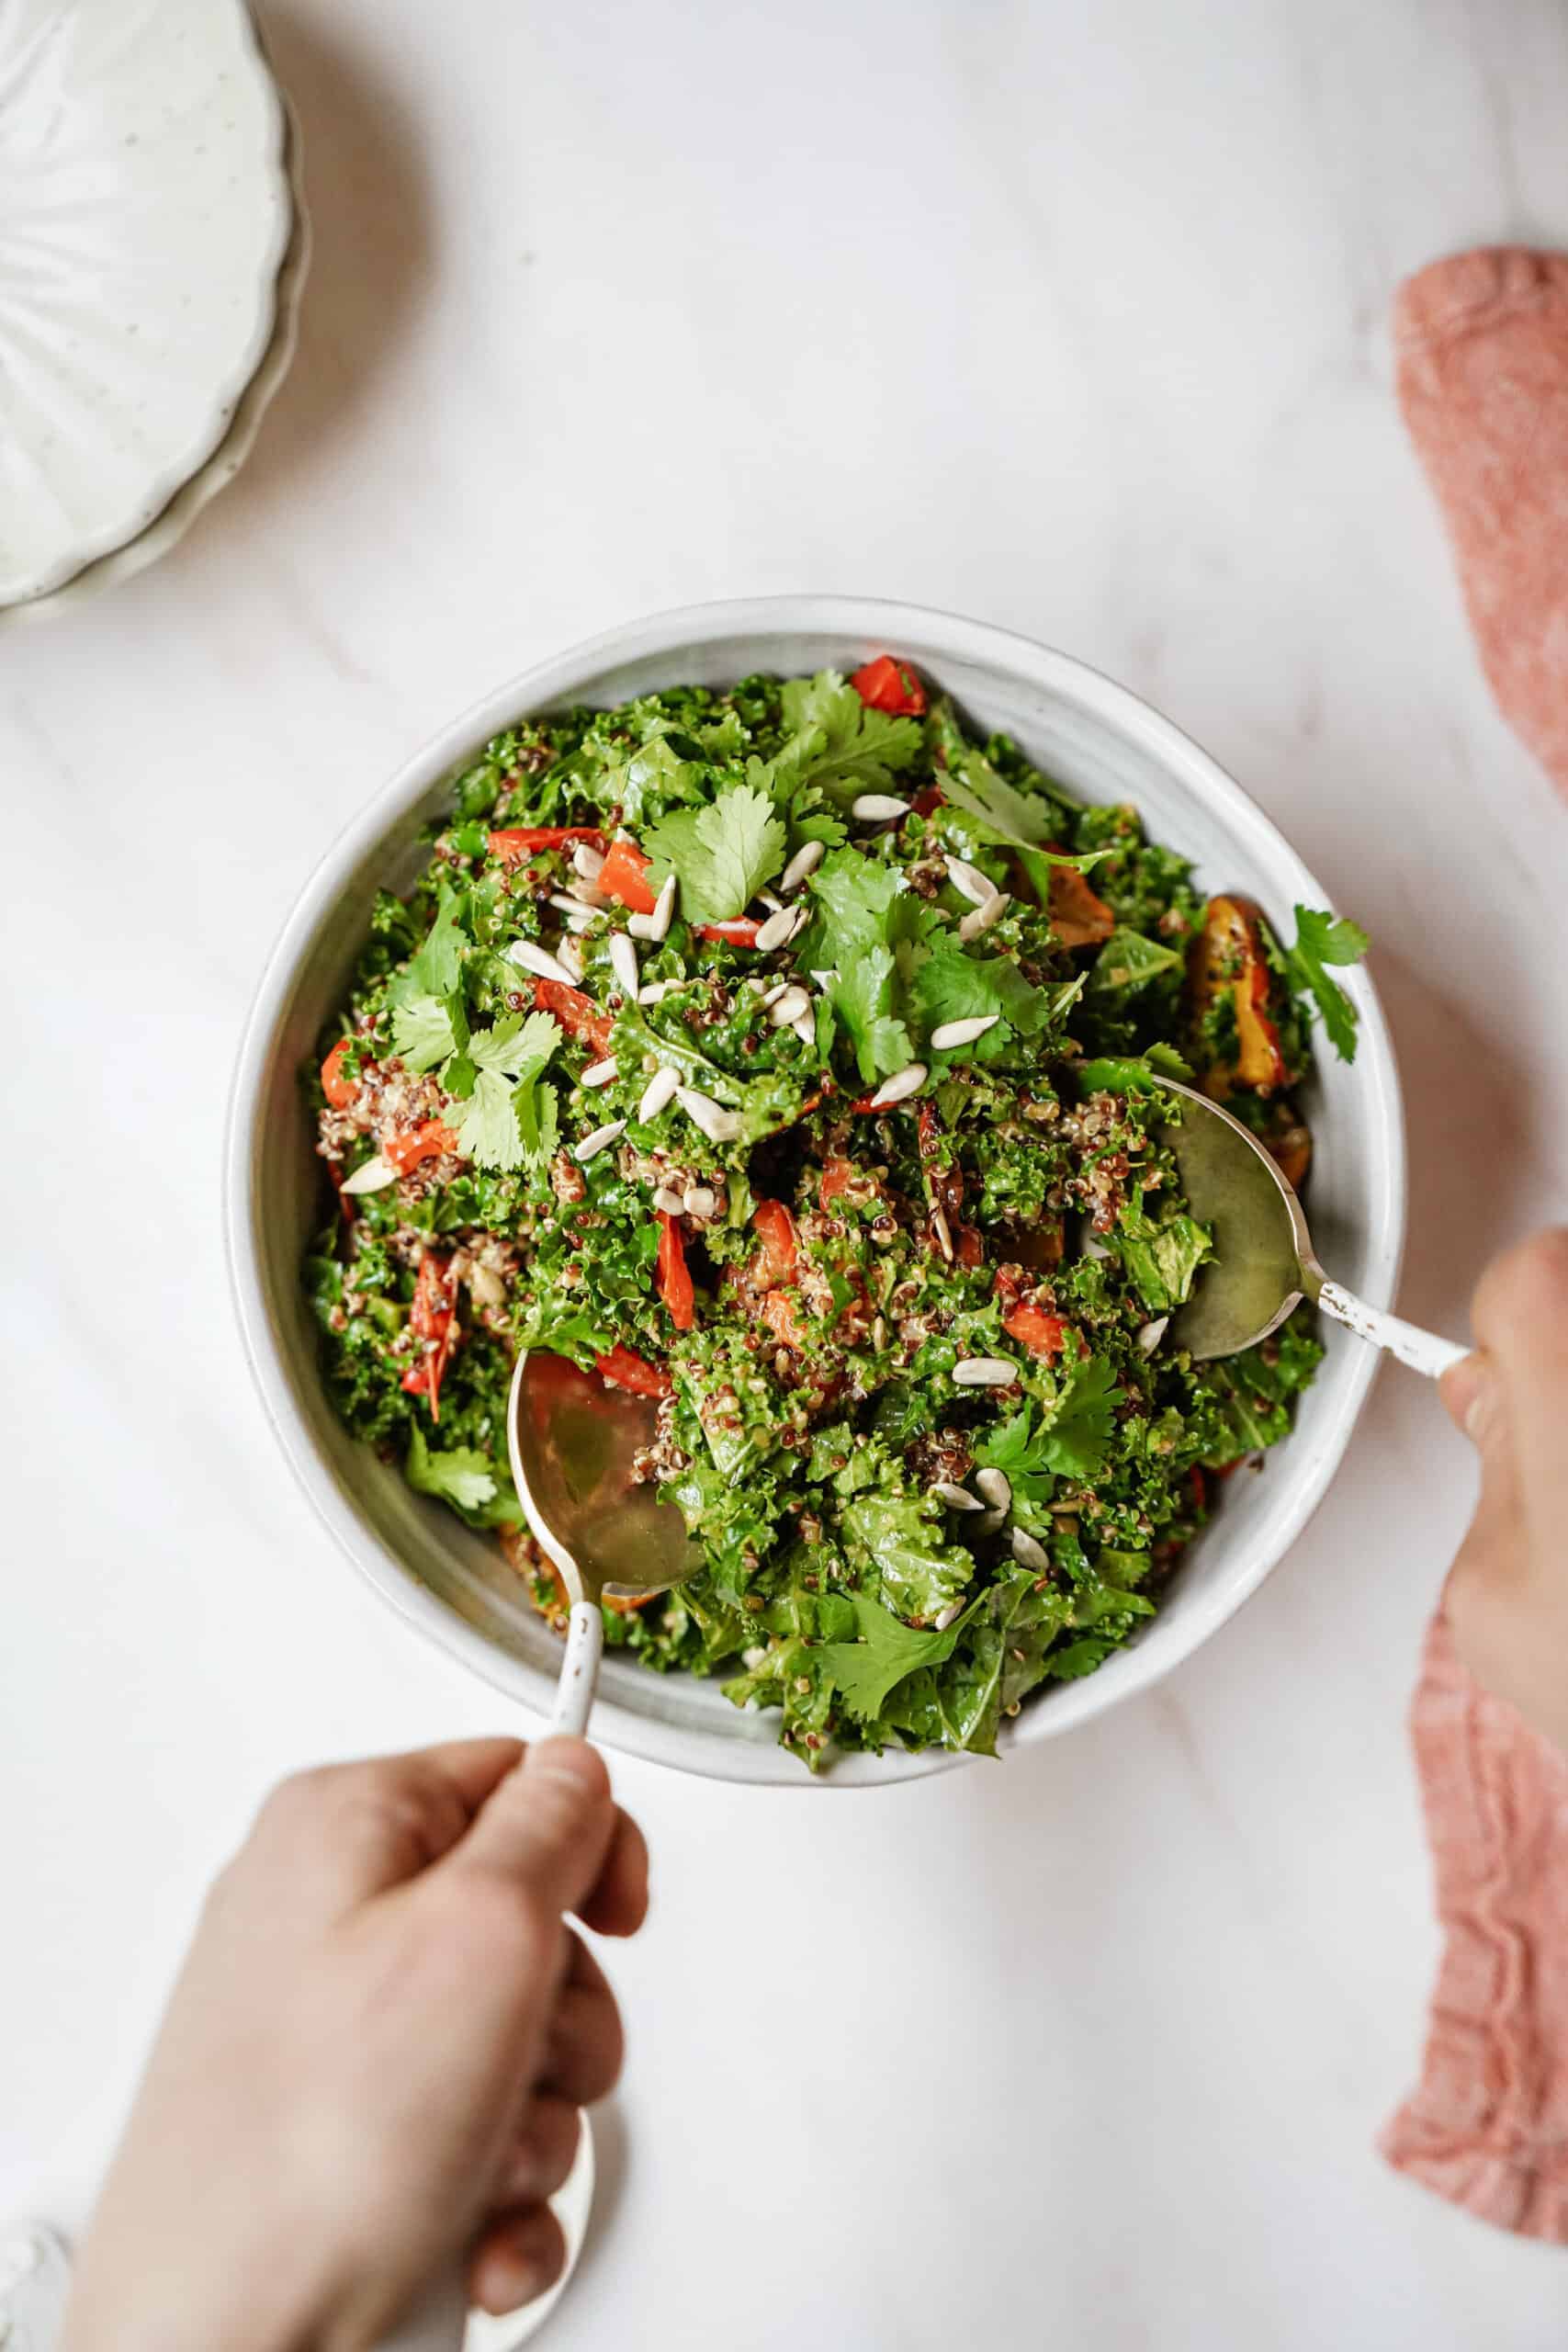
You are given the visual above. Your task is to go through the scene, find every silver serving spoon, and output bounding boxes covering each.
[1156,1077,1466,1377]
[506,1351,701,1735]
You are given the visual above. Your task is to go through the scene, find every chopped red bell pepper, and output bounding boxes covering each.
[383,1118,459,1176]
[528,978,615,1058]
[656,1213,695,1331]
[911,786,943,817]
[818,1157,857,1208]
[594,1344,672,1400]
[762,1288,807,1351]
[321,1039,358,1108]
[953,1225,984,1269]
[401,1250,457,1420]
[598,838,659,915]
[751,1199,799,1284]
[851,655,928,716]
[694,919,761,948]
[1002,1303,1069,1359]
[488,826,609,865]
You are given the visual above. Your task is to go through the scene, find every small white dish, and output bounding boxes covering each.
[226,597,1406,1787]
[0,0,292,606]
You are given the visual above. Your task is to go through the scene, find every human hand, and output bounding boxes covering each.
[61,1736,647,2352]
[1439,1228,1568,1750]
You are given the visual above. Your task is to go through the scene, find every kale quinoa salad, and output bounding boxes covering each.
[306,656,1367,1770]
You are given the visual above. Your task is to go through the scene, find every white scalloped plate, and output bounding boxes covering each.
[0,0,291,606]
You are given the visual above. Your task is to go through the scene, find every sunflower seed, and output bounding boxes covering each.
[340,1154,398,1195]
[1081,1233,1111,1261]
[557,932,586,978]
[548,891,603,922]
[767,984,810,1027]
[872,1314,887,1351]
[952,1357,1020,1387]
[758,890,784,913]
[791,1008,817,1046]
[468,1261,507,1308]
[932,1598,967,1631]
[974,1467,1011,1512]
[809,968,836,989]
[684,1184,717,1217]
[637,979,671,1004]
[1010,1527,1051,1571]
[566,876,611,908]
[571,842,606,882]
[976,1505,1009,1538]
[637,1065,680,1122]
[754,903,804,953]
[1137,1316,1169,1354]
[627,874,676,942]
[931,1013,1000,1052]
[508,938,578,987]
[652,1184,687,1215]
[677,1086,743,1144]
[931,1204,954,1261]
[781,838,826,893]
[850,793,911,821]
[608,933,640,997]
[574,1118,626,1162]
[580,1057,618,1089]
[933,1481,985,1512]
[959,891,1010,943]
[944,855,994,908]
[866,1062,927,1110]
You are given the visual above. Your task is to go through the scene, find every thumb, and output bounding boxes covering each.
[448,1737,616,1921]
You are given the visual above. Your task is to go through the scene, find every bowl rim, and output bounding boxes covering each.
[224,594,1406,1787]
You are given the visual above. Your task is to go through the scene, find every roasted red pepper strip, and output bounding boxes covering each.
[1002,1303,1069,1359]
[751,1199,799,1284]
[694,919,761,947]
[656,1213,695,1331]
[598,838,659,915]
[401,1250,457,1420]
[488,826,608,865]
[911,786,943,817]
[818,1156,857,1208]
[851,654,928,716]
[321,1038,358,1108]
[528,978,615,1058]
[594,1344,672,1400]
[384,1118,459,1176]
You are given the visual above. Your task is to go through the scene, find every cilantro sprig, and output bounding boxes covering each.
[1281,906,1369,1063]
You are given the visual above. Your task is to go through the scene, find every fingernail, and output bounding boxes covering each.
[1441,1355,1495,1445]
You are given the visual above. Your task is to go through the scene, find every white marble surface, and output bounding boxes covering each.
[6,1,1568,2344]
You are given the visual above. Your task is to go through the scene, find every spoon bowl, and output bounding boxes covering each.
[507,1350,701,1733]
[1156,1078,1464,1379]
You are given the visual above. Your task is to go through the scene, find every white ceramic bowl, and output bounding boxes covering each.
[226,597,1405,1787]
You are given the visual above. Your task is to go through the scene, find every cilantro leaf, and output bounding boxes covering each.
[450,1011,561,1170]
[1281,905,1369,1063]
[451,1069,527,1170]
[775,671,923,804]
[1089,927,1185,993]
[821,1592,969,1722]
[389,991,458,1074]
[829,946,913,1082]
[469,1009,559,1080]
[406,1426,497,1513]
[802,850,931,1081]
[907,938,1055,1061]
[403,885,466,998]
[1076,1043,1193,1092]
[1039,1356,1120,1477]
[642,782,786,922]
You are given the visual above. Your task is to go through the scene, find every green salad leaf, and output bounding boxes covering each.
[1282,905,1369,1064]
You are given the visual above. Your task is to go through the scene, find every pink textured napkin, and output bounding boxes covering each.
[1382,248,1568,2238]
[1395,246,1568,797]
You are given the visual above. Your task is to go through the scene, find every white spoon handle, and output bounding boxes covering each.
[1317,1280,1469,1381]
[552,1601,604,1737]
